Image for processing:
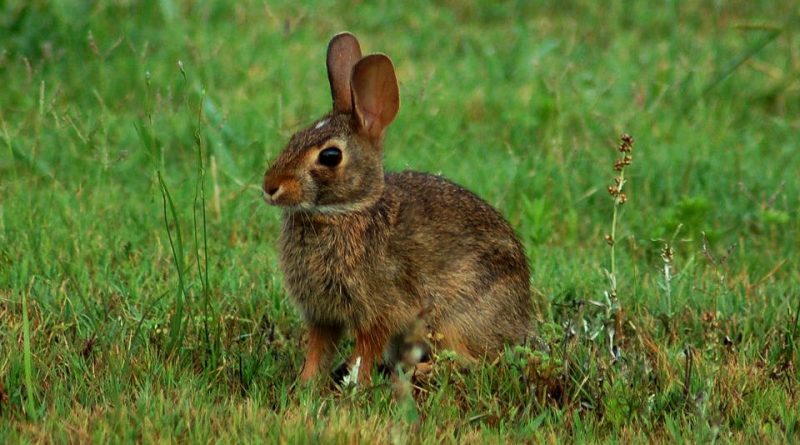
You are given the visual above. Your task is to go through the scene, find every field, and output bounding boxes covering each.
[1,1,799,443]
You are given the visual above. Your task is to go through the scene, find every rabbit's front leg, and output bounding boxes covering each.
[348,322,392,385]
[300,324,342,383]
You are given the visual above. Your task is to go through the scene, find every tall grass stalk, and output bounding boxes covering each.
[609,167,625,283]
[605,134,634,296]
[789,287,800,359]
[192,89,217,366]
[602,134,634,350]
[21,288,37,419]
[660,244,675,316]
[158,171,188,357]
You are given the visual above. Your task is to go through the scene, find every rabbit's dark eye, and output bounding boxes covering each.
[318,147,342,167]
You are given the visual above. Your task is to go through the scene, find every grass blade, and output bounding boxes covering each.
[158,171,188,357]
[21,289,38,420]
[123,289,169,380]
[699,29,782,99]
[683,27,782,112]
[192,91,217,367]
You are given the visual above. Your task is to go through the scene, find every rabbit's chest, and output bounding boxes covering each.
[278,220,385,324]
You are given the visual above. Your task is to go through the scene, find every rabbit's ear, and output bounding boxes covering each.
[351,54,399,140]
[327,32,362,113]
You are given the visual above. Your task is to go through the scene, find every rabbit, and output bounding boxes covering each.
[262,32,532,385]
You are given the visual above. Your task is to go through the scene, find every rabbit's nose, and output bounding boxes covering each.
[264,174,297,205]
[263,174,278,195]
[264,184,283,202]
[263,175,277,197]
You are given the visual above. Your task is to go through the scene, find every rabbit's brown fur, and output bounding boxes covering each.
[263,33,531,384]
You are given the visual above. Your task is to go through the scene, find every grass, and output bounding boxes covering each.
[1,0,799,442]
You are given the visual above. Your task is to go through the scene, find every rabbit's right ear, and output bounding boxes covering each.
[351,54,399,141]
[327,32,362,113]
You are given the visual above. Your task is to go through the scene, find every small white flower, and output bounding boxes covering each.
[342,356,361,386]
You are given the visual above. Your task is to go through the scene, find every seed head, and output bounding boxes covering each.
[619,134,634,152]
[661,244,674,264]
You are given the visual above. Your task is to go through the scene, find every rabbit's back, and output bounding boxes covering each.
[384,171,531,355]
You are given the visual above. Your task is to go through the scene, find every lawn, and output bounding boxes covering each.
[1,1,799,443]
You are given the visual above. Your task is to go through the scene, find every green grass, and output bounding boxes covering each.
[1,0,799,442]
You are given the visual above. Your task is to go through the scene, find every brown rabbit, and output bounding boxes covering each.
[263,32,531,385]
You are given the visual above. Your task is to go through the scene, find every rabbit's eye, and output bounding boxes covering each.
[318,147,342,167]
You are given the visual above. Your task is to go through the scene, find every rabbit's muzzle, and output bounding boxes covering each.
[263,173,303,207]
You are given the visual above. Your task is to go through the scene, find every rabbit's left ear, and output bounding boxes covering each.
[327,32,362,113]
[351,54,399,140]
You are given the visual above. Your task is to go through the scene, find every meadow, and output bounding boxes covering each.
[1,1,799,443]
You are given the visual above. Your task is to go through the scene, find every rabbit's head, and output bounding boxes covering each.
[263,33,399,214]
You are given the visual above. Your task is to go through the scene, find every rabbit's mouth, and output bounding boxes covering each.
[263,191,303,208]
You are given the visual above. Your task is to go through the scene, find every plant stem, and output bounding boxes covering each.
[159,172,188,357]
[610,169,625,289]
[22,289,37,419]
